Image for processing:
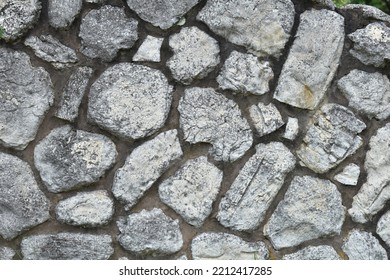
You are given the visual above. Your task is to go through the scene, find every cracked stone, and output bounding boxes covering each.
[377,211,390,247]
[334,163,360,186]
[249,102,284,137]
[342,229,387,260]
[0,246,15,260]
[283,117,299,141]
[282,245,341,260]
[48,0,82,29]
[343,4,390,23]
[133,36,164,62]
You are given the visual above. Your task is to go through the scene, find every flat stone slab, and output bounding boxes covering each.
[48,0,82,29]
[133,36,164,62]
[334,163,360,186]
[283,117,299,141]
[0,247,15,260]
[377,211,390,247]
[249,102,284,137]
[282,245,341,260]
[342,229,387,260]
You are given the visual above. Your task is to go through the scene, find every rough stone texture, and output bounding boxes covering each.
[178,87,253,162]
[217,51,273,95]
[297,104,366,173]
[342,229,387,260]
[377,211,390,247]
[21,233,113,260]
[79,5,138,61]
[218,142,295,231]
[48,0,82,29]
[264,176,346,250]
[159,156,223,227]
[197,0,295,58]
[249,102,284,137]
[167,27,220,85]
[55,190,114,227]
[282,245,341,260]
[283,117,299,141]
[0,153,49,240]
[343,4,390,23]
[34,125,117,193]
[0,48,53,150]
[112,130,182,210]
[334,163,360,186]
[191,232,269,260]
[117,208,183,256]
[24,35,78,70]
[88,63,173,140]
[312,0,335,9]
[274,9,344,110]
[338,70,390,120]
[133,36,164,62]
[0,246,15,260]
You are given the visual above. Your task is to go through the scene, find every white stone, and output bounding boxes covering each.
[249,103,284,137]
[342,229,387,260]
[133,36,163,62]
[334,164,360,186]
[283,117,299,141]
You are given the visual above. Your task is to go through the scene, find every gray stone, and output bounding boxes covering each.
[377,211,390,247]
[283,117,299,141]
[348,22,390,67]
[297,104,366,173]
[55,190,114,227]
[79,5,138,61]
[178,87,253,162]
[133,36,164,62]
[249,103,284,137]
[159,156,223,227]
[343,4,390,24]
[274,9,344,110]
[334,163,360,186]
[0,247,15,260]
[112,130,182,210]
[56,67,94,122]
[48,0,82,29]
[191,232,269,260]
[264,176,346,250]
[34,125,117,193]
[0,48,53,150]
[21,233,113,260]
[283,245,340,260]
[311,0,335,9]
[88,63,173,140]
[167,27,220,85]
[125,0,200,30]
[218,142,295,231]
[342,229,387,260]
[197,0,295,58]
[24,35,78,70]
[117,208,183,256]
[338,70,390,120]
[0,153,49,240]
[217,51,273,95]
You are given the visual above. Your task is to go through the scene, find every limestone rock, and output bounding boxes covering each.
[282,245,340,260]
[249,103,284,137]
[342,229,387,260]
[264,176,346,249]
[0,247,15,260]
[159,156,223,227]
[274,9,344,110]
[48,0,82,29]
[283,117,299,141]
[133,36,164,62]
[34,125,117,193]
[343,4,390,23]
[334,163,360,186]
[178,87,253,162]
[377,211,390,247]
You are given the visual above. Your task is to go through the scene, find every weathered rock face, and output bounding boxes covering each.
[249,103,284,137]
[282,245,341,260]
[48,0,82,29]
[133,36,164,62]
[0,246,15,260]
[334,163,360,186]
[342,229,387,260]
[377,211,390,247]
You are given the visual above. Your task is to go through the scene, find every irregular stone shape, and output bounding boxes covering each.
[264,176,346,250]
[24,35,78,70]
[217,51,273,95]
[0,247,15,260]
[197,0,295,58]
[297,104,366,173]
[34,125,117,193]
[334,163,360,186]
[88,63,173,140]
[0,153,50,240]
[159,156,223,227]
[377,211,390,247]
[249,103,284,137]
[274,9,344,110]
[218,142,295,231]
[133,36,164,62]
[283,117,299,141]
[55,190,114,227]
[282,245,340,260]
[56,67,94,122]
[167,27,220,85]
[0,48,53,150]
[117,208,183,256]
[338,70,390,120]
[191,232,269,260]
[21,233,113,260]
[48,0,82,29]
[178,87,253,162]
[79,5,138,61]
[342,229,387,260]
[0,0,41,41]
[112,130,182,210]
[348,22,390,67]
[126,0,199,29]
[343,4,390,23]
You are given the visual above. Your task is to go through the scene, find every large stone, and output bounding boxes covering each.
[0,48,53,150]
[48,0,82,29]
[0,247,15,260]
[167,27,220,85]
[34,125,117,193]
[334,163,360,186]
[264,176,346,250]
[343,4,390,23]
[197,0,295,58]
[21,233,113,260]
[133,36,164,62]
[218,142,295,231]
[88,63,173,140]
[249,103,284,137]
[377,211,390,247]
[342,229,387,260]
[191,233,268,260]
[0,153,49,240]
[117,208,183,256]
[338,70,390,120]
[79,5,138,61]
[112,130,182,210]
[178,87,252,162]
[282,245,340,260]
[159,156,223,227]
[297,104,366,173]
[274,9,344,110]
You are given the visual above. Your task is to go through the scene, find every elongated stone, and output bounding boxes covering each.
[249,103,284,137]
[377,211,390,247]
[342,229,387,260]
[283,117,299,141]
[282,245,340,260]
[343,4,390,23]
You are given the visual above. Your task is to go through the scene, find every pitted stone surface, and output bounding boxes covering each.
[342,229,387,260]
[334,163,360,186]
[48,0,82,29]
[283,117,299,141]
[282,245,340,260]
[0,246,15,260]
[34,125,117,193]
[178,87,253,162]
[377,211,390,247]
[249,102,284,137]
[133,36,164,62]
